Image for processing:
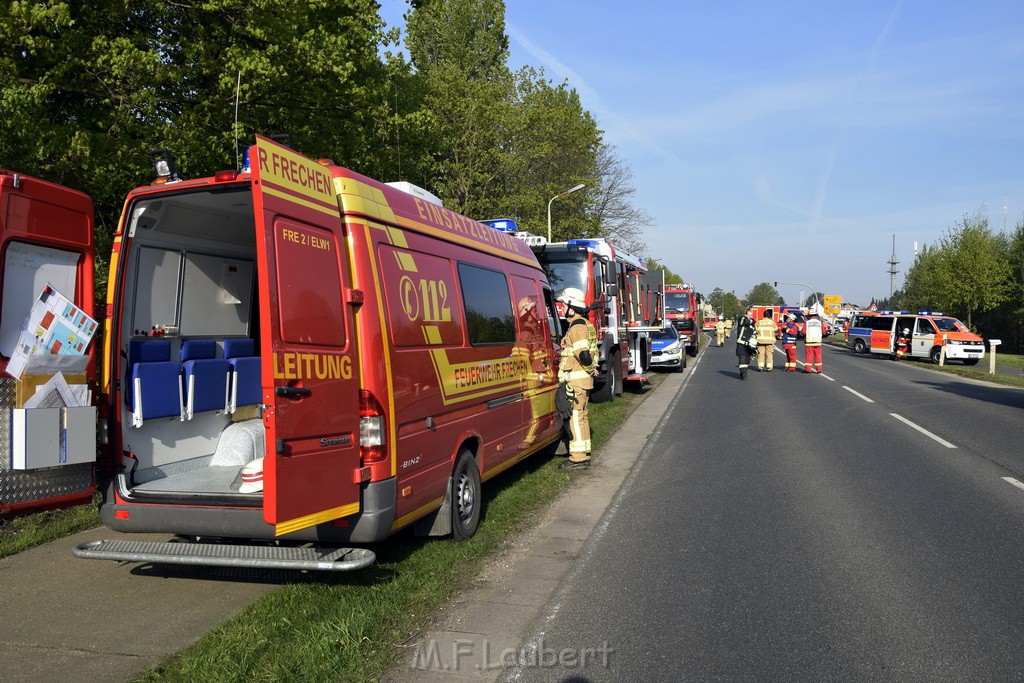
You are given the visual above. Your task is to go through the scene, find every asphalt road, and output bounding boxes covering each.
[505,339,1024,681]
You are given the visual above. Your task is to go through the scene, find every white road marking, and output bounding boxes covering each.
[842,386,875,403]
[889,413,958,449]
[819,373,836,382]
[1002,477,1024,492]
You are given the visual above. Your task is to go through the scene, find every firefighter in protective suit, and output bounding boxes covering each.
[755,311,779,371]
[714,317,726,346]
[557,288,597,470]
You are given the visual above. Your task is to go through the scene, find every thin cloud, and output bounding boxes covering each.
[505,21,690,169]
[808,0,906,237]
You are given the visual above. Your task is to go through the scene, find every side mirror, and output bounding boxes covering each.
[605,284,619,298]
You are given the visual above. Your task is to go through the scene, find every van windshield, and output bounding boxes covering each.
[665,292,691,312]
[934,317,966,332]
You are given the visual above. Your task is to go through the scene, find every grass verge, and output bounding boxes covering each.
[0,494,101,559]
[138,373,666,682]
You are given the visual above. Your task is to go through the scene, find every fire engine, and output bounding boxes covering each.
[65,135,565,571]
[0,170,98,517]
[664,283,700,357]
[484,223,665,401]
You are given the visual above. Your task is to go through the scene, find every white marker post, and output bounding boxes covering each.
[988,339,1001,375]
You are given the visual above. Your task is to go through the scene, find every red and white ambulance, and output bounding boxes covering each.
[74,136,563,570]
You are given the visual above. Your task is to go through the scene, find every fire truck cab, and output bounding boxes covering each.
[664,283,701,356]
[499,229,664,402]
[74,136,564,571]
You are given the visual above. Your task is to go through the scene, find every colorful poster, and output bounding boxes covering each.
[5,284,97,379]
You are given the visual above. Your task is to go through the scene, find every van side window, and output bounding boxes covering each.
[457,263,515,345]
[871,317,893,331]
[378,246,461,348]
[916,318,935,335]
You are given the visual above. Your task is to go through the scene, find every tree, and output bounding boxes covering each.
[403,0,513,217]
[496,67,600,239]
[0,0,391,295]
[707,287,742,320]
[745,282,783,306]
[938,212,1010,328]
[902,211,1011,328]
[901,243,951,313]
[588,144,651,254]
[645,259,683,284]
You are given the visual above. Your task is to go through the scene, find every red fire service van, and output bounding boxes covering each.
[0,170,97,517]
[73,136,564,571]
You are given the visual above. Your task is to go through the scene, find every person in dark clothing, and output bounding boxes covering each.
[735,309,757,380]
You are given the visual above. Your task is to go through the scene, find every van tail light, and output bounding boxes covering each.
[359,390,386,463]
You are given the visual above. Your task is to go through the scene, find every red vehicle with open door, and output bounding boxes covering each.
[0,170,97,517]
[75,136,563,571]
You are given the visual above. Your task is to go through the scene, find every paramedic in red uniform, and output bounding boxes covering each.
[557,288,597,470]
[894,327,910,360]
[781,312,799,371]
[804,311,824,373]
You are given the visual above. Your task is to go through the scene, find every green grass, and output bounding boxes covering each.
[0,495,101,559]
[991,351,1024,370]
[138,374,665,682]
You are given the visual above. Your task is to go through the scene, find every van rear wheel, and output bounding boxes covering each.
[853,339,866,354]
[451,449,481,540]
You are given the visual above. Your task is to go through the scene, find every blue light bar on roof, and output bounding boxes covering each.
[481,218,518,233]
[567,239,601,249]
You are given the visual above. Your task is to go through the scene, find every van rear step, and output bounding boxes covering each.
[73,539,375,572]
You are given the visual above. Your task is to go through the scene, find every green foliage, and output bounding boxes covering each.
[745,282,783,306]
[706,287,742,320]
[499,67,600,240]
[646,258,683,284]
[903,212,1011,328]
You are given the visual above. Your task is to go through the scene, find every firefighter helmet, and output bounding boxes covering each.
[518,297,537,317]
[558,288,586,311]
[903,328,910,335]
[787,313,796,321]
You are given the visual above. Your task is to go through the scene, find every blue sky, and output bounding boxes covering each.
[378,1,1024,307]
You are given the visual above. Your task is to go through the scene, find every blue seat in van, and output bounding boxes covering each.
[224,338,261,413]
[181,339,230,420]
[129,339,183,428]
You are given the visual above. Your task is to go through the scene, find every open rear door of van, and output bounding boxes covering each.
[250,137,362,536]
[0,170,97,515]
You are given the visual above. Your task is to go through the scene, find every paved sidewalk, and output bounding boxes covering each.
[0,527,281,683]
[382,368,689,682]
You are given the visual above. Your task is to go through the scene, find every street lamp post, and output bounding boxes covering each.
[547,183,586,243]
[774,280,820,312]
